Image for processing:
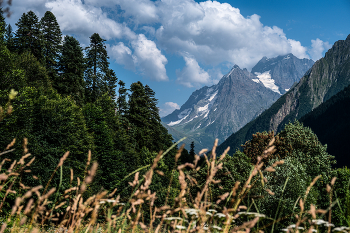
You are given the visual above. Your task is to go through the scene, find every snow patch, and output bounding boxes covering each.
[254,71,281,95]
[252,79,260,83]
[285,88,290,92]
[168,113,190,126]
[283,55,290,60]
[213,108,217,111]
[208,91,218,102]
[198,103,209,112]
[227,67,236,76]
[203,111,209,118]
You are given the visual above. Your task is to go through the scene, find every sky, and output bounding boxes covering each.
[4,0,350,117]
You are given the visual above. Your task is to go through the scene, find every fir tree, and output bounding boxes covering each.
[5,24,15,52]
[128,82,173,154]
[57,35,85,105]
[190,141,195,158]
[85,33,117,103]
[117,80,128,115]
[40,11,62,77]
[0,8,5,44]
[14,11,43,61]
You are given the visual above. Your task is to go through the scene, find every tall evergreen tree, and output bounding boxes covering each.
[117,80,128,115]
[128,82,173,154]
[40,11,62,77]
[14,11,43,61]
[5,24,15,52]
[85,33,117,103]
[0,8,6,44]
[57,35,85,105]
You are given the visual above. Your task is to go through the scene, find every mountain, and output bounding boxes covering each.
[251,53,314,94]
[299,83,350,168]
[162,54,314,150]
[217,34,350,155]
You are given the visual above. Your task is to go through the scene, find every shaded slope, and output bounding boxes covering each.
[299,84,350,168]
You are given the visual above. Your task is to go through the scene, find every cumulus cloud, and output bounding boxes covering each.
[45,0,136,41]
[107,43,136,70]
[109,34,169,82]
[154,0,309,71]
[159,102,180,117]
[176,54,211,87]
[8,0,315,87]
[288,39,309,59]
[309,38,332,61]
[131,34,169,81]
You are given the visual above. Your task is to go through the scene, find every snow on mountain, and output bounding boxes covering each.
[254,71,281,94]
[162,53,314,150]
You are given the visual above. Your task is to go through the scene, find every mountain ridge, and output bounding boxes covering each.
[217,34,350,154]
[163,54,314,150]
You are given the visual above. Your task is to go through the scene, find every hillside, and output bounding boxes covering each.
[299,83,350,168]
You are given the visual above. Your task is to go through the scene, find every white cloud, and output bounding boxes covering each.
[154,0,309,71]
[45,0,136,41]
[107,43,136,70]
[159,102,180,117]
[8,0,315,88]
[131,34,169,81]
[288,39,309,59]
[176,54,211,87]
[309,38,332,61]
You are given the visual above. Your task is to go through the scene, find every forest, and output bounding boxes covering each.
[1,8,350,233]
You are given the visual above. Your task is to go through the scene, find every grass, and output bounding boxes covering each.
[1,90,350,232]
[0,136,349,233]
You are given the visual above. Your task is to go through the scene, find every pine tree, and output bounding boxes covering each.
[117,80,128,115]
[40,11,62,77]
[5,24,15,52]
[190,141,195,158]
[128,82,173,154]
[14,11,43,61]
[0,8,6,44]
[85,33,117,103]
[57,35,85,105]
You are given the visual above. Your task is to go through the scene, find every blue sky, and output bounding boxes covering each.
[5,0,350,116]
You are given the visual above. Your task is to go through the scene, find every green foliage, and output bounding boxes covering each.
[128,82,173,155]
[0,8,5,44]
[15,11,44,62]
[82,93,127,191]
[0,44,26,91]
[331,167,350,227]
[40,11,62,78]
[16,51,52,89]
[5,24,15,52]
[190,150,252,207]
[0,87,94,189]
[85,33,117,103]
[257,156,318,231]
[57,35,86,105]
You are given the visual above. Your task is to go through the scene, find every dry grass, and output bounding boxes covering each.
[0,90,349,232]
[0,136,348,233]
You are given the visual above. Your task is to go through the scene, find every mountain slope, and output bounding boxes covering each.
[251,53,314,94]
[163,53,314,150]
[299,83,350,168]
[162,65,281,148]
[217,34,350,154]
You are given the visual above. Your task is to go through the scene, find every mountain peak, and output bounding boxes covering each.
[347,34,350,41]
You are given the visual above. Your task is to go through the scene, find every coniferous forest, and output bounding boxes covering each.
[2,8,350,233]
